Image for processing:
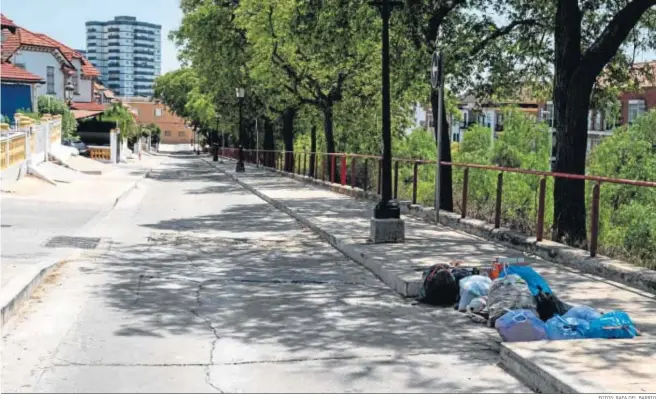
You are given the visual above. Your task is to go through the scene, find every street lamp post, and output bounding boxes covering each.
[369,0,404,243]
[64,80,74,107]
[235,87,245,172]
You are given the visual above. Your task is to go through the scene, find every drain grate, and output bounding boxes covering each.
[44,236,101,250]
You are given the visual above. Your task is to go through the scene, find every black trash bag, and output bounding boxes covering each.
[535,288,572,321]
[418,264,458,306]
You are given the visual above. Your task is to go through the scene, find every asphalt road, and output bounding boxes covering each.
[1,154,528,393]
[1,197,101,289]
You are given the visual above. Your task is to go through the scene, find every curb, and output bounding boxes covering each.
[219,159,656,296]
[202,158,421,297]
[499,344,577,394]
[0,167,153,327]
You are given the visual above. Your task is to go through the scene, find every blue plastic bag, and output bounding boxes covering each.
[499,265,552,296]
[563,305,602,322]
[495,309,548,342]
[587,311,639,339]
[545,315,589,340]
[457,275,492,311]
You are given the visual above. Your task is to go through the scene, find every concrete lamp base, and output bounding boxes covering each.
[369,217,405,244]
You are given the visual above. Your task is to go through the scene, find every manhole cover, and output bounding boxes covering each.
[44,236,101,250]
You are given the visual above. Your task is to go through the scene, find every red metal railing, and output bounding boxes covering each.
[215,148,656,259]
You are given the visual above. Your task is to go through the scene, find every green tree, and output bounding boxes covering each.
[37,95,78,139]
[588,110,656,268]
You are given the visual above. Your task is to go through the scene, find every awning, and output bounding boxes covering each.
[72,109,104,120]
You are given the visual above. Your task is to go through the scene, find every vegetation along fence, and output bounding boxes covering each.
[217,147,656,269]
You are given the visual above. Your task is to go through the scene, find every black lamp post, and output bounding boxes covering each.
[373,0,401,220]
[213,119,219,162]
[235,87,245,172]
[64,80,75,107]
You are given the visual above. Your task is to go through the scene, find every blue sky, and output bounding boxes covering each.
[2,0,183,73]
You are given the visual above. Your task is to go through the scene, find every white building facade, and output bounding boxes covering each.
[85,16,162,98]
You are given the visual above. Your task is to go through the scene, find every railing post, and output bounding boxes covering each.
[393,160,399,199]
[303,153,307,176]
[412,162,418,204]
[351,157,356,188]
[330,154,336,183]
[377,159,382,195]
[340,155,346,185]
[590,181,601,257]
[461,167,469,218]
[322,156,326,181]
[363,159,368,192]
[314,153,318,179]
[536,177,546,241]
[495,172,503,229]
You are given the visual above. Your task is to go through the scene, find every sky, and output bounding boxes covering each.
[1,0,183,73]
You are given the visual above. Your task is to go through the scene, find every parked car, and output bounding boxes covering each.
[63,139,90,157]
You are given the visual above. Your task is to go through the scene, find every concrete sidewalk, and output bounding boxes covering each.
[208,157,656,394]
[1,153,163,325]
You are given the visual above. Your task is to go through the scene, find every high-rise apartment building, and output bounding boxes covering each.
[85,16,161,98]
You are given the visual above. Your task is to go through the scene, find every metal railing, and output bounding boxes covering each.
[215,147,656,259]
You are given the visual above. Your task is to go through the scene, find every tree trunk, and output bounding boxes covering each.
[282,107,296,172]
[322,104,335,176]
[553,80,592,246]
[552,0,588,246]
[309,125,317,177]
[431,88,454,212]
[263,117,275,167]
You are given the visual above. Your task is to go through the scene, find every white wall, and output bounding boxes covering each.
[71,59,93,103]
[11,49,65,100]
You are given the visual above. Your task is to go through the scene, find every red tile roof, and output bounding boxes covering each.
[0,61,43,83]
[1,16,100,78]
[71,102,108,112]
[1,14,16,28]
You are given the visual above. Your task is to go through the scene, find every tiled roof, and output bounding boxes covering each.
[1,14,16,28]
[71,102,108,112]
[0,16,100,78]
[0,61,43,83]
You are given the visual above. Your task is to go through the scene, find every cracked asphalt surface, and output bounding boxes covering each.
[1,154,529,393]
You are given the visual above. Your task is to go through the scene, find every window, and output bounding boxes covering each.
[628,100,646,124]
[164,131,171,136]
[47,66,55,94]
[178,131,185,137]
[155,108,162,117]
[545,102,554,127]
[460,111,469,128]
[73,74,79,94]
[452,132,460,143]
[594,111,602,131]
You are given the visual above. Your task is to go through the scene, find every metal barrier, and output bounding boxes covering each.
[217,148,656,259]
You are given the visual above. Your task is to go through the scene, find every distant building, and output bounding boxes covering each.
[85,16,161,98]
[1,13,101,110]
[0,61,44,119]
[124,99,193,145]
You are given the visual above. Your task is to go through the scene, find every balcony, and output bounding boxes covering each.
[108,27,120,32]
[134,42,154,49]
[107,34,120,39]
[108,41,121,47]
[134,35,153,41]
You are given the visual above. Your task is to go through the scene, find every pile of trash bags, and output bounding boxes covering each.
[418,258,640,342]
